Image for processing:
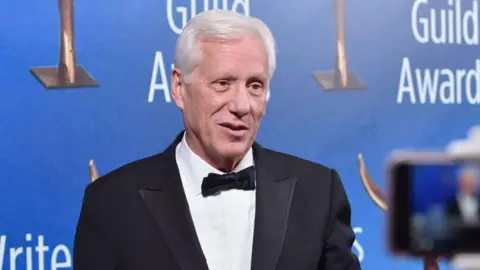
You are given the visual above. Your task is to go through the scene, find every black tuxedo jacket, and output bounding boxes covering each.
[446,196,480,219]
[444,195,480,250]
[73,133,360,270]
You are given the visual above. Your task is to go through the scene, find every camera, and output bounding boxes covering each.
[387,151,480,258]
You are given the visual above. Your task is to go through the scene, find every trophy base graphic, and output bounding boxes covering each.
[313,71,365,90]
[30,66,98,90]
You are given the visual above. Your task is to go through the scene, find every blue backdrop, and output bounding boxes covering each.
[411,164,463,214]
[1,0,479,269]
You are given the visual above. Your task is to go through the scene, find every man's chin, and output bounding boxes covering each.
[217,142,250,159]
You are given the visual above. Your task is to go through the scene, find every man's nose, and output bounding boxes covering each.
[228,86,251,117]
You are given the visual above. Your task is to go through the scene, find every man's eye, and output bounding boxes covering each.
[249,83,264,95]
[213,80,230,91]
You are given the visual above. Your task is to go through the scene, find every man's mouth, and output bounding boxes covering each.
[219,122,249,131]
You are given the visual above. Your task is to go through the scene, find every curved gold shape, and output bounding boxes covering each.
[358,153,388,211]
[89,159,99,182]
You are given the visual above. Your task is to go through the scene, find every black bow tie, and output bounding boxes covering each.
[201,166,256,197]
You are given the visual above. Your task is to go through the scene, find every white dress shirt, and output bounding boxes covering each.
[457,193,479,224]
[175,134,256,270]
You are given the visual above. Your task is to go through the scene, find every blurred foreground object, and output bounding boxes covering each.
[358,154,439,270]
[446,126,480,156]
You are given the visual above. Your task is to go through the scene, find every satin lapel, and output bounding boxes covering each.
[139,133,209,270]
[251,144,297,270]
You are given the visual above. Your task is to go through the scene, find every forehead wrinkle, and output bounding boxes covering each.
[195,36,269,80]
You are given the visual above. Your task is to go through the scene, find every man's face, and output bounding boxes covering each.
[172,34,269,169]
[460,170,478,195]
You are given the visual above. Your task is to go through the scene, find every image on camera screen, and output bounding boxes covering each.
[409,163,480,253]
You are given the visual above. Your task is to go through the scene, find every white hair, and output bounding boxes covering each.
[174,9,277,83]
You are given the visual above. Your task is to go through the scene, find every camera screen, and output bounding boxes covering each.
[409,162,480,253]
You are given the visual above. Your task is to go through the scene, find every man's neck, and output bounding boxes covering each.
[459,192,476,199]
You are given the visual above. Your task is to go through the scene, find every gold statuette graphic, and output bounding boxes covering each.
[313,0,365,90]
[358,154,439,270]
[89,159,100,182]
[30,0,98,89]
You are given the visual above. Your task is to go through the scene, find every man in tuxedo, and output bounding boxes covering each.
[444,166,480,250]
[446,166,480,225]
[73,9,360,270]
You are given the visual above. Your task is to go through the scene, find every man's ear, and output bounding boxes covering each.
[171,68,185,110]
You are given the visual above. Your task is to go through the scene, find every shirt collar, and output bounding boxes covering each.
[176,132,254,195]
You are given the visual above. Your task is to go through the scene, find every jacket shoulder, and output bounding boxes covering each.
[85,153,164,194]
[259,147,333,177]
